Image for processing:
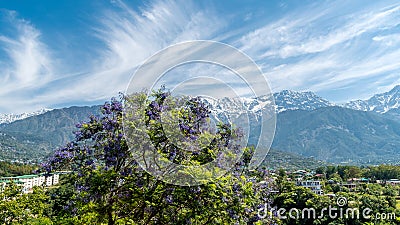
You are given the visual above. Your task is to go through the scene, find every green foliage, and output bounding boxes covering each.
[2,91,400,224]
[273,107,400,164]
[262,149,329,170]
[38,92,276,224]
[0,161,37,177]
[272,179,400,225]
[0,184,51,224]
[363,165,400,181]
[316,165,400,182]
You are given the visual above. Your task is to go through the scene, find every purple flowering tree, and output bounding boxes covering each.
[41,90,277,224]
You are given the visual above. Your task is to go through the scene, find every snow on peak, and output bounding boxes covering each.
[0,108,52,124]
[202,90,334,115]
[273,90,334,113]
[344,85,400,113]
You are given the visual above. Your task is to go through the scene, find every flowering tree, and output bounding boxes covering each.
[41,90,276,224]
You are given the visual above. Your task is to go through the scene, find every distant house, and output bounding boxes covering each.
[305,172,313,177]
[294,170,307,175]
[340,183,357,192]
[296,180,324,195]
[348,178,370,183]
[293,170,308,180]
[0,173,59,193]
[387,179,400,186]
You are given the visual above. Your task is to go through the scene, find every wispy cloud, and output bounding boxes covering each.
[94,0,224,69]
[0,0,225,113]
[0,11,54,112]
[239,2,400,59]
[38,0,225,107]
[237,1,400,101]
[372,33,400,46]
[272,4,400,58]
[2,0,400,112]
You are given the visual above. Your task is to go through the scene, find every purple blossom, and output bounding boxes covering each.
[189,135,198,140]
[85,159,94,166]
[227,209,238,219]
[111,98,123,112]
[232,184,240,192]
[102,103,112,114]
[165,195,173,204]
[76,184,88,192]
[120,168,132,176]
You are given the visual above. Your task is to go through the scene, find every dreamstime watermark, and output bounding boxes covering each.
[122,41,276,186]
[257,197,397,221]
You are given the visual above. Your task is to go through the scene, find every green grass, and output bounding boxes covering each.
[396,200,400,210]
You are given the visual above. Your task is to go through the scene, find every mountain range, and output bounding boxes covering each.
[0,109,52,124]
[0,106,100,163]
[2,85,399,123]
[0,85,399,165]
[345,85,400,113]
[273,107,400,164]
[203,85,400,164]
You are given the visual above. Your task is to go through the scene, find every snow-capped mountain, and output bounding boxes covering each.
[273,90,335,113]
[203,95,272,116]
[203,86,400,116]
[0,109,52,124]
[344,85,400,113]
[203,90,334,116]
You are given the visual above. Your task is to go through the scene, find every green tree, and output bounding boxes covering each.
[326,166,337,178]
[0,183,51,224]
[41,91,276,224]
[315,166,326,175]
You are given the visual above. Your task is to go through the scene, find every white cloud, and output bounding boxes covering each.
[273,4,400,58]
[237,1,400,101]
[2,0,400,112]
[0,17,52,89]
[237,3,334,59]
[0,12,54,112]
[50,0,226,105]
[94,0,224,69]
[0,0,225,113]
[372,33,400,46]
[240,2,400,59]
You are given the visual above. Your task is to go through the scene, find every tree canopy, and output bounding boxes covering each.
[39,90,275,224]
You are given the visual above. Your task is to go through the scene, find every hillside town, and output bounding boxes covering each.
[268,168,400,196]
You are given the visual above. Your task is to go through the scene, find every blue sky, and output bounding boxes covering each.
[0,0,400,113]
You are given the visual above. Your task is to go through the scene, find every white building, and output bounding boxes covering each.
[387,179,400,186]
[0,173,60,193]
[296,180,324,195]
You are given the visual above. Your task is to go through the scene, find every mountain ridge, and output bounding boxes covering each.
[0,106,101,162]
[3,85,399,123]
[272,106,400,164]
[0,86,399,165]
[0,109,52,124]
[344,85,400,113]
